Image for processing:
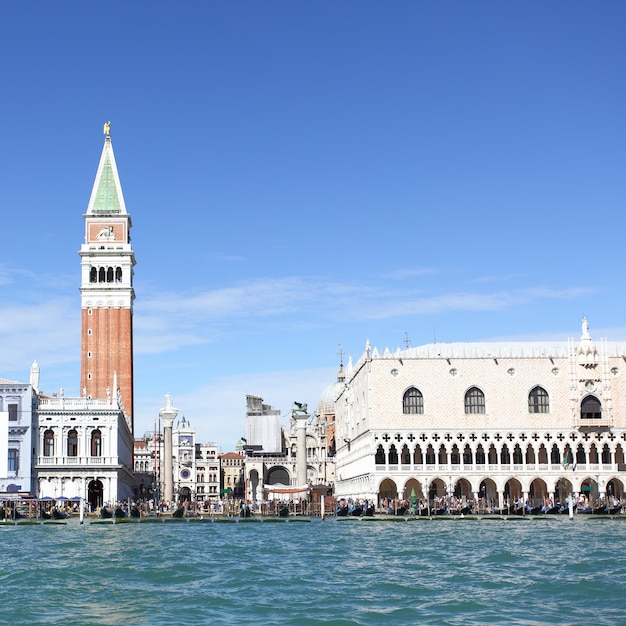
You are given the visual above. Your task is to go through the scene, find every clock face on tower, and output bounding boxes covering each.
[87,221,127,244]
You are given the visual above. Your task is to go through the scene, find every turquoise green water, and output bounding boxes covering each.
[1,517,625,625]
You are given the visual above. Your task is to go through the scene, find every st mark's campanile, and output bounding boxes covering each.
[79,123,135,429]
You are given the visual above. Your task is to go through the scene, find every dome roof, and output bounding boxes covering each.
[318,364,345,414]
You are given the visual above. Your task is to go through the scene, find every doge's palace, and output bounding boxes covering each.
[334,319,626,511]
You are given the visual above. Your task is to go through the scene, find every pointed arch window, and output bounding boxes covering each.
[388,445,398,465]
[550,444,561,464]
[91,429,102,457]
[581,395,602,420]
[465,387,485,414]
[528,386,550,413]
[67,429,78,457]
[44,429,54,457]
[402,387,424,414]
[375,445,385,465]
[475,445,485,465]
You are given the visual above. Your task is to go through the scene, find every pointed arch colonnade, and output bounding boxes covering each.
[352,428,626,510]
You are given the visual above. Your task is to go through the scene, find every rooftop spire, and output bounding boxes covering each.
[86,122,127,215]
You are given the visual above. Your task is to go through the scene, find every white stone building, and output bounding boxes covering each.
[36,390,135,508]
[0,367,38,497]
[334,319,626,511]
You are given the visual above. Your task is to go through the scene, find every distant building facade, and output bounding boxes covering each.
[220,448,245,499]
[0,370,37,497]
[36,393,135,507]
[242,395,335,503]
[133,412,220,506]
[333,319,626,510]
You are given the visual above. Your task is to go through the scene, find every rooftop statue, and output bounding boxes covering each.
[292,401,308,415]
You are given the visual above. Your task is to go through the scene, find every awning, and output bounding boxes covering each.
[264,485,309,495]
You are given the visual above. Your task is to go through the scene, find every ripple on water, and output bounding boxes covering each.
[1,518,626,625]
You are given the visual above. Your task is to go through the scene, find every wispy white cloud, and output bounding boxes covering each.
[130,279,597,351]
[383,267,436,280]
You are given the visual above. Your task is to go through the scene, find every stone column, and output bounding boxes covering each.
[160,394,179,505]
[293,412,309,486]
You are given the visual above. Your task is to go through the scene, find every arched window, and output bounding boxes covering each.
[413,445,423,465]
[402,387,424,414]
[463,445,473,464]
[115,267,123,282]
[375,445,385,464]
[67,429,78,457]
[401,444,410,464]
[91,429,102,457]
[550,444,561,464]
[90,267,98,283]
[465,387,485,414]
[106,267,114,282]
[581,396,602,420]
[44,430,54,457]
[425,445,435,464]
[513,444,523,464]
[475,445,485,464]
[528,386,549,413]
[501,444,510,465]
[98,267,106,282]
[438,444,447,464]
[388,445,398,465]
[451,444,460,465]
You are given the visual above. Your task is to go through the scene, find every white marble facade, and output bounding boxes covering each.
[334,319,626,509]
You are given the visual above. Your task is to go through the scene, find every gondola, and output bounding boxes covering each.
[395,505,409,516]
[278,505,289,517]
[335,500,349,516]
[172,506,185,518]
[130,506,141,518]
[52,508,68,519]
[607,505,622,515]
[39,509,52,520]
[541,506,559,515]
[433,506,447,516]
[114,506,127,518]
[450,505,472,516]
[363,506,375,516]
[350,506,363,516]
[100,507,113,519]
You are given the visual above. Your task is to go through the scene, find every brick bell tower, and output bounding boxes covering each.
[79,122,135,429]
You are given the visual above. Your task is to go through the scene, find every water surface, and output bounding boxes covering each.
[2,517,624,625]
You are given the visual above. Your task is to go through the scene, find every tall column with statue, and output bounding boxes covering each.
[292,402,310,486]
[160,394,179,504]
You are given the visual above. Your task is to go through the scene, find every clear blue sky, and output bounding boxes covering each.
[1,2,625,450]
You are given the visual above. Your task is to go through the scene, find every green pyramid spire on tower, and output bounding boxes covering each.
[86,122,127,215]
